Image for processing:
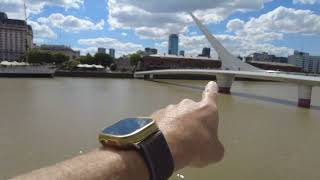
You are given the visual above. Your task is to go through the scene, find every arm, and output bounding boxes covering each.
[11,81,224,180]
[12,148,149,180]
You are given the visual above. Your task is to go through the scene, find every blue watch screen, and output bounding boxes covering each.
[102,118,153,136]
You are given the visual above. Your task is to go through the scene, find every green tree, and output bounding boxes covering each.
[79,53,94,64]
[94,53,113,66]
[129,53,142,66]
[61,60,80,70]
[109,63,117,71]
[43,52,54,64]
[53,53,69,64]
[27,50,45,64]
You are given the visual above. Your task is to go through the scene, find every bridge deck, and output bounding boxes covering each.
[135,69,320,86]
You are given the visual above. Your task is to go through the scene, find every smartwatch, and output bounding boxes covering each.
[99,117,174,180]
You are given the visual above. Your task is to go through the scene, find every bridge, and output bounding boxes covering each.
[135,13,320,108]
[135,69,320,108]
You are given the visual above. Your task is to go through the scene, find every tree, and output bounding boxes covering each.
[94,53,113,66]
[53,53,69,64]
[109,63,117,71]
[79,53,95,64]
[61,60,80,70]
[129,53,142,66]
[27,50,68,65]
[27,50,45,64]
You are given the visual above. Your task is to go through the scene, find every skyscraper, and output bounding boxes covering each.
[202,47,211,57]
[145,48,158,55]
[168,34,179,56]
[109,48,115,58]
[98,47,106,54]
[198,47,211,58]
[179,50,185,56]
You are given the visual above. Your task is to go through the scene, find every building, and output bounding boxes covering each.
[248,61,302,73]
[145,48,158,55]
[179,50,185,56]
[139,54,221,71]
[109,48,115,58]
[0,12,33,61]
[168,34,179,55]
[116,57,133,72]
[246,52,288,63]
[34,44,80,60]
[198,47,211,58]
[288,51,320,74]
[98,48,106,54]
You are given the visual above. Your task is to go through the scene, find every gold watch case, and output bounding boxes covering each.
[99,117,159,148]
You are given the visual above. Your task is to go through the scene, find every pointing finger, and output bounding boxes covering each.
[202,81,218,104]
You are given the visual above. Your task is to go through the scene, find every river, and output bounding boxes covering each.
[0,78,319,179]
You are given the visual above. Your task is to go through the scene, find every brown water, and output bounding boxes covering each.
[0,78,319,179]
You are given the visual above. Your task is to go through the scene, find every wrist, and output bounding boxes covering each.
[98,148,149,180]
[159,127,190,171]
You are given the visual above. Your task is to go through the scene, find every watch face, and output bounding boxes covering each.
[102,118,154,136]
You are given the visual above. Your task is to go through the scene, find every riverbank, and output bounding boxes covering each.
[54,70,133,78]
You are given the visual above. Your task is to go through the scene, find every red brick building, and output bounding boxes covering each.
[249,61,303,73]
[139,55,221,71]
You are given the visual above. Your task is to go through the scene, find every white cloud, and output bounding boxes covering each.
[73,47,97,56]
[107,0,268,39]
[77,37,144,57]
[0,0,83,19]
[244,6,320,35]
[293,0,320,4]
[38,13,105,32]
[28,21,57,39]
[227,19,245,32]
[176,34,293,58]
[210,6,320,58]
[121,32,128,36]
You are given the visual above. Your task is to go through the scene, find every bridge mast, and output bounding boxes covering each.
[189,12,259,71]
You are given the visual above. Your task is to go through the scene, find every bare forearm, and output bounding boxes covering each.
[11,148,149,180]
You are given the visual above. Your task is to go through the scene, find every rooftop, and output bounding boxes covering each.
[0,12,32,31]
[149,54,218,61]
[37,45,79,52]
[250,61,296,67]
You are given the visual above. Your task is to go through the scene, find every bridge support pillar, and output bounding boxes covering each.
[298,85,313,108]
[216,74,235,94]
[149,74,154,80]
[134,73,144,79]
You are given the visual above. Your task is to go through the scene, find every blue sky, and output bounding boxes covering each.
[1,0,320,58]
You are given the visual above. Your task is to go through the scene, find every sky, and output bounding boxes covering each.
[1,0,320,58]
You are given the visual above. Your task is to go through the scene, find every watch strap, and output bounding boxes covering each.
[138,131,174,180]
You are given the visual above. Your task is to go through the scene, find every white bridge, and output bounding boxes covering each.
[135,13,320,108]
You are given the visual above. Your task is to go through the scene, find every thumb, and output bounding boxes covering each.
[202,81,218,104]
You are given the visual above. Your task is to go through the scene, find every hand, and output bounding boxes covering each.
[152,81,224,170]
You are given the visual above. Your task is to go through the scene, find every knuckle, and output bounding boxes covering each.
[200,101,217,111]
[181,98,194,104]
[166,104,175,110]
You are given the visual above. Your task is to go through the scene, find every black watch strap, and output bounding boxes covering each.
[138,131,174,180]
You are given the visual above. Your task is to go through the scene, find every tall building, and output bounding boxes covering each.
[109,48,115,58]
[34,44,80,60]
[198,47,211,58]
[247,52,287,63]
[145,48,158,55]
[98,47,106,54]
[0,12,33,61]
[179,50,185,56]
[168,34,179,55]
[288,51,320,74]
